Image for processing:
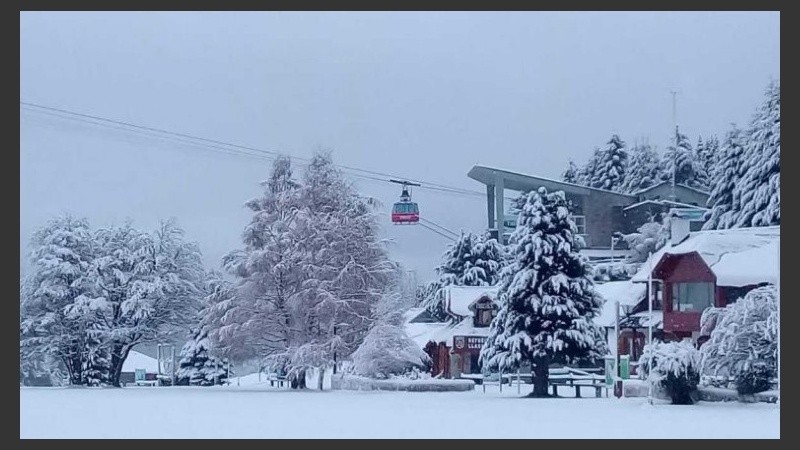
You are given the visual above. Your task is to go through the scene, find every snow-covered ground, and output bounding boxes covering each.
[20,384,779,438]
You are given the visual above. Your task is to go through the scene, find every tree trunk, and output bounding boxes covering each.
[529,357,550,397]
[317,366,325,391]
[63,353,82,386]
[108,344,131,387]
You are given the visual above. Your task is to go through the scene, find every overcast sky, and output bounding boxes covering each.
[20,11,779,282]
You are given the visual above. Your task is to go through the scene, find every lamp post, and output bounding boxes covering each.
[647,251,654,405]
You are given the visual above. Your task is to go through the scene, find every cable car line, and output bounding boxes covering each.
[20,101,491,199]
[21,102,520,203]
[418,222,456,241]
[419,218,459,238]
[22,101,526,231]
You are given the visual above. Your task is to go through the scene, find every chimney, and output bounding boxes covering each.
[670,209,691,246]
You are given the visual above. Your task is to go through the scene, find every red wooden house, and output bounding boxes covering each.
[597,216,779,363]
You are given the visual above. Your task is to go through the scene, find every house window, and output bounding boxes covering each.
[671,282,714,312]
[476,309,494,326]
[573,215,586,235]
[651,282,663,310]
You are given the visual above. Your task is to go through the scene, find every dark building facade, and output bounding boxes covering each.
[467,166,710,252]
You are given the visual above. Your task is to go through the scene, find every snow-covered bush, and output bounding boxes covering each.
[700,285,777,380]
[592,262,639,282]
[638,340,701,404]
[351,292,429,379]
[735,361,773,395]
[614,218,669,264]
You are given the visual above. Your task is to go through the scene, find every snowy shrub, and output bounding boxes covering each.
[700,285,777,380]
[592,262,639,282]
[735,361,773,395]
[614,218,669,264]
[351,292,429,379]
[638,340,701,405]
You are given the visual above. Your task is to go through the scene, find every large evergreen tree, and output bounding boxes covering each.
[480,187,605,397]
[561,160,580,184]
[703,126,746,230]
[734,81,780,227]
[589,134,628,192]
[661,128,707,190]
[620,141,662,193]
[421,231,505,321]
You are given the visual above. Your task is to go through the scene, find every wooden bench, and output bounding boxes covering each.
[268,375,288,387]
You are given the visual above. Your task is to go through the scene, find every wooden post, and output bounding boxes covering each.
[517,368,521,394]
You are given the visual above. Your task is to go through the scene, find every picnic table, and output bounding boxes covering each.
[483,367,609,397]
[548,372,608,398]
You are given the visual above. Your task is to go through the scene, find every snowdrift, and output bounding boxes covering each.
[332,374,475,392]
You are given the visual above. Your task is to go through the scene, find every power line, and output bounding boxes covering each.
[20,101,490,199]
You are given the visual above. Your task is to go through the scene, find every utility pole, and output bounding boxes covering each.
[670,90,680,201]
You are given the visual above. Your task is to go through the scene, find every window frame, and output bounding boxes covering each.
[671,281,715,312]
[572,215,587,235]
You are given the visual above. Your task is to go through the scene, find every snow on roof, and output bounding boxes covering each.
[622,199,708,212]
[631,226,780,286]
[121,350,159,373]
[713,239,780,286]
[445,286,500,318]
[404,319,451,348]
[632,181,709,196]
[403,307,425,322]
[594,281,647,327]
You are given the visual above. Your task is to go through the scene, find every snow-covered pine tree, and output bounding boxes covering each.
[620,141,662,193]
[734,81,780,228]
[572,148,603,187]
[703,126,746,230]
[480,187,606,397]
[561,160,580,184]
[661,128,707,190]
[696,136,721,186]
[421,231,505,321]
[176,328,228,386]
[589,134,628,192]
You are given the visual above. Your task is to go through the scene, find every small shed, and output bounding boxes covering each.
[120,350,160,386]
